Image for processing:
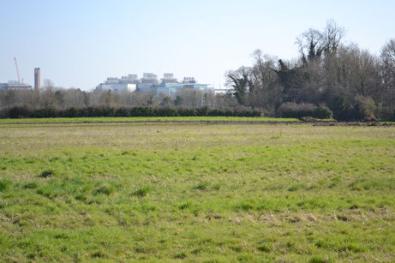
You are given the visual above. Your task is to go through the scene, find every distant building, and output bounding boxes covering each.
[0,68,41,91]
[156,83,212,96]
[133,73,157,92]
[96,77,137,92]
[0,81,32,91]
[161,73,178,84]
[213,88,231,95]
[120,74,139,84]
[141,73,158,84]
[95,73,214,95]
[182,77,196,84]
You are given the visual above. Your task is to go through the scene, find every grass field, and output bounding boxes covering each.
[0,120,394,262]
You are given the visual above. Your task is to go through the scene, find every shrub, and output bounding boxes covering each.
[277,102,332,119]
[6,106,31,118]
[354,96,377,121]
[328,95,378,121]
[327,95,354,121]
[375,107,395,121]
[313,105,333,119]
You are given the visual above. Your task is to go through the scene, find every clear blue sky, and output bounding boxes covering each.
[0,0,394,90]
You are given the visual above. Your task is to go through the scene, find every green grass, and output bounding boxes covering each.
[0,116,299,124]
[0,122,394,262]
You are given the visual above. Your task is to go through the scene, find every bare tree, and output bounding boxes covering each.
[380,39,395,112]
[250,51,282,113]
[296,28,325,62]
[297,20,344,63]
[226,67,251,105]
[322,20,344,56]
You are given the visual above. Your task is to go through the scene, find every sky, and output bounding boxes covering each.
[0,0,394,90]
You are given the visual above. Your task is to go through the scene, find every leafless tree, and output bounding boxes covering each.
[380,39,395,112]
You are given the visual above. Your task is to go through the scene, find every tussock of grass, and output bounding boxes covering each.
[309,256,331,263]
[0,179,10,192]
[132,186,150,197]
[23,182,38,189]
[193,182,209,191]
[93,184,114,196]
[39,170,54,178]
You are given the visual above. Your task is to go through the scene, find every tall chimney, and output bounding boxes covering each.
[34,68,40,92]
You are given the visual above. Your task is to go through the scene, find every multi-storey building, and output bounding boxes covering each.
[96,73,213,96]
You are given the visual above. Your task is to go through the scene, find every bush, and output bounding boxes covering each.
[354,96,377,121]
[313,105,333,119]
[6,106,31,118]
[328,95,378,121]
[375,107,394,121]
[277,102,332,119]
[327,95,354,121]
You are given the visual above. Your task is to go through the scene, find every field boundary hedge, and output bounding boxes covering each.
[0,106,261,118]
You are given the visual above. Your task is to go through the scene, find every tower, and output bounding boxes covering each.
[34,68,40,92]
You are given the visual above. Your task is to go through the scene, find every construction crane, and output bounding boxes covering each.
[13,57,21,83]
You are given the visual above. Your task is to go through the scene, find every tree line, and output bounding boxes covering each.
[0,87,236,109]
[226,21,395,121]
[0,87,254,118]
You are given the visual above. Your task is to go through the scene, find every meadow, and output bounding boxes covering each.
[0,119,394,262]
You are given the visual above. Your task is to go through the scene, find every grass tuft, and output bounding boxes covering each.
[91,251,107,258]
[193,182,209,191]
[257,244,271,252]
[309,256,330,263]
[93,184,114,196]
[39,170,55,178]
[178,201,192,210]
[174,252,187,259]
[23,182,38,189]
[0,179,11,192]
[132,186,151,198]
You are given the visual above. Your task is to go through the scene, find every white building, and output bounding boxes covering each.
[161,73,178,84]
[121,74,139,83]
[0,81,32,90]
[213,88,231,95]
[96,77,137,92]
[96,73,215,95]
[182,77,196,84]
[96,83,136,92]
